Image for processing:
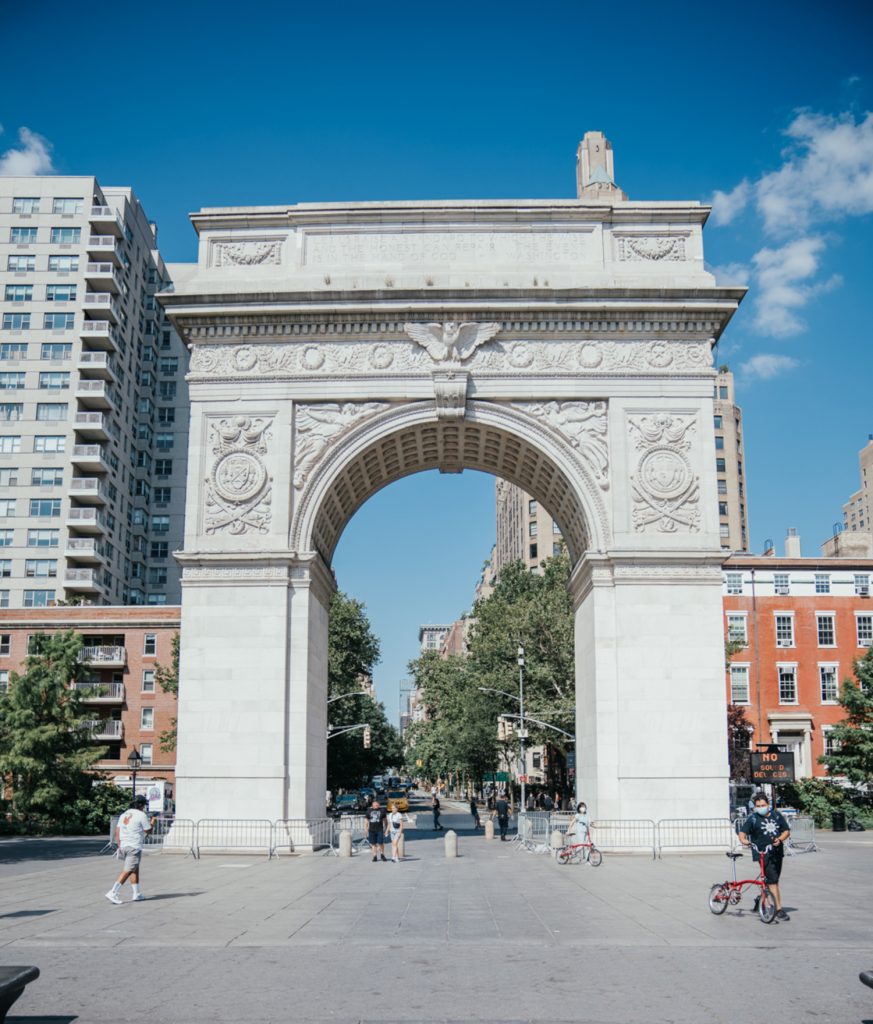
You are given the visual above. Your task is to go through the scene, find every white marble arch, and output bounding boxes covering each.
[161,185,744,826]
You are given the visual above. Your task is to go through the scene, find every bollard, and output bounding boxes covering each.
[550,829,564,852]
[484,819,495,840]
[444,829,458,858]
[397,833,406,860]
[338,831,353,858]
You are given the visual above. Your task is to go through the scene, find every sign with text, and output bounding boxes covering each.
[750,750,795,783]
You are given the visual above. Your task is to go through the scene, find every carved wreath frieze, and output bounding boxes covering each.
[516,401,609,490]
[188,339,712,379]
[212,240,283,267]
[204,416,273,536]
[628,413,700,534]
[617,236,687,261]
[293,402,389,489]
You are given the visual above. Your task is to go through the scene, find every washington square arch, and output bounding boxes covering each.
[159,132,745,825]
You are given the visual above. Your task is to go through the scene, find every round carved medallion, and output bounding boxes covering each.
[638,446,692,500]
[645,342,673,368]
[369,344,394,369]
[212,451,267,503]
[508,342,534,368]
[234,346,257,371]
[301,345,325,370]
[577,343,603,369]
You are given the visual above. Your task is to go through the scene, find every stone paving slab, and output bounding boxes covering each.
[2,811,872,1022]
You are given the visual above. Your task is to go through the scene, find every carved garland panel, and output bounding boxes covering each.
[627,413,700,534]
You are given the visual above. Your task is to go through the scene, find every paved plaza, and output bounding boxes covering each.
[1,804,871,1024]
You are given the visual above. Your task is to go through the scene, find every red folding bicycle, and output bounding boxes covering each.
[556,831,602,867]
[708,843,777,923]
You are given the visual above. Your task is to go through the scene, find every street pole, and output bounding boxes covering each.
[518,643,525,813]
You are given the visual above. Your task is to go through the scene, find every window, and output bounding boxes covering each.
[38,372,70,390]
[814,573,830,594]
[718,502,728,516]
[148,567,167,585]
[7,255,35,272]
[158,381,176,401]
[5,285,33,303]
[10,227,38,243]
[0,372,25,390]
[816,614,836,646]
[0,530,13,547]
[49,227,81,244]
[151,516,169,534]
[24,589,55,608]
[528,499,538,515]
[730,664,750,704]
[150,541,168,559]
[0,560,10,577]
[773,573,790,596]
[153,486,171,504]
[142,669,155,693]
[552,521,561,535]
[155,433,174,452]
[43,313,75,329]
[719,385,729,399]
[29,498,61,517]
[48,255,79,272]
[140,743,153,765]
[714,415,722,428]
[0,591,8,608]
[0,499,15,517]
[528,521,538,537]
[41,342,72,360]
[725,572,743,595]
[0,343,28,363]
[143,633,157,656]
[719,524,731,540]
[0,670,7,693]
[154,459,172,478]
[778,665,797,704]
[12,197,40,213]
[727,614,747,644]
[857,615,872,648]
[158,357,178,375]
[140,707,154,730]
[25,559,57,578]
[819,665,839,703]
[715,435,725,450]
[855,574,871,597]
[52,198,83,214]
[716,457,726,472]
[36,403,68,421]
[823,728,840,758]
[27,529,59,547]
[0,634,9,655]
[31,467,63,486]
[34,436,65,453]
[2,313,30,330]
[529,543,538,560]
[46,284,76,302]
[157,408,175,425]
[0,436,21,453]
[775,614,794,647]
[0,468,16,485]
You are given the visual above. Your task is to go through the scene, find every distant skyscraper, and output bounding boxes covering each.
[822,435,873,557]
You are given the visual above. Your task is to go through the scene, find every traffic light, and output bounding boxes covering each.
[363,726,371,748]
[497,718,506,740]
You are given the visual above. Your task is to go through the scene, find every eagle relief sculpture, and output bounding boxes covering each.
[404,321,500,364]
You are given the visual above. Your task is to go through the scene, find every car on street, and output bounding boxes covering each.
[330,794,364,817]
[359,787,376,804]
[386,789,409,812]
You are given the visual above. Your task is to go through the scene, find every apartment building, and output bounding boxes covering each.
[418,624,451,653]
[821,435,873,557]
[493,366,750,575]
[722,547,872,780]
[0,178,188,608]
[0,605,180,787]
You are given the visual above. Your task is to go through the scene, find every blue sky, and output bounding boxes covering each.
[3,0,872,717]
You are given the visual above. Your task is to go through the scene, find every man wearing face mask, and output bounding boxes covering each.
[739,792,791,921]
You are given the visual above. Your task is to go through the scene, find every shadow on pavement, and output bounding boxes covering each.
[0,838,105,864]
[0,910,57,919]
[140,892,205,901]
[8,1017,77,1023]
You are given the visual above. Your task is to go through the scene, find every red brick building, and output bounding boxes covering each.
[0,606,180,796]
[723,556,872,778]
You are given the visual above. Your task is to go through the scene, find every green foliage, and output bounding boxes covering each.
[778,777,851,828]
[327,591,401,790]
[64,782,130,835]
[0,630,106,829]
[818,648,873,785]
[156,632,179,753]
[727,703,752,782]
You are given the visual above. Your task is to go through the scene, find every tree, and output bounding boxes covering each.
[727,703,752,781]
[818,647,873,784]
[155,632,179,753]
[0,630,104,825]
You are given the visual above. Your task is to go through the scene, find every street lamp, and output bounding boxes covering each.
[127,746,143,802]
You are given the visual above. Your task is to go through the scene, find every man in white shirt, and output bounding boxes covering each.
[105,795,155,904]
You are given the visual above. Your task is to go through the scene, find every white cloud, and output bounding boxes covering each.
[710,179,751,226]
[751,236,831,335]
[739,353,800,381]
[0,126,55,176]
[709,261,751,286]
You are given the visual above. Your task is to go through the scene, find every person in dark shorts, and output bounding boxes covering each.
[739,792,791,921]
[469,795,481,829]
[366,797,388,862]
[432,793,443,830]
[494,792,510,840]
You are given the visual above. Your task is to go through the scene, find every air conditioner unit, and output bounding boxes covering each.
[858,586,870,598]
[776,640,793,648]
[775,586,790,596]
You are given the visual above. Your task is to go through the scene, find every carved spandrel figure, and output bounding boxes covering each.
[293,402,387,488]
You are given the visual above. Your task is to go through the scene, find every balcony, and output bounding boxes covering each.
[85,718,123,740]
[65,507,106,534]
[77,351,118,383]
[64,567,102,592]
[75,379,115,410]
[71,444,110,473]
[77,645,127,669]
[82,292,120,324]
[86,235,122,265]
[88,207,124,237]
[64,537,104,563]
[68,477,107,505]
[74,412,109,441]
[84,261,121,293]
[72,681,125,702]
[80,319,121,352]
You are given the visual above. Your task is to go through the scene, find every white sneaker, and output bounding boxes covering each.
[105,891,122,905]
[392,856,398,862]
[131,893,145,902]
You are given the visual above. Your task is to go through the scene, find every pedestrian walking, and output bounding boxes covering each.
[366,797,388,862]
[387,804,404,862]
[469,795,481,829]
[432,793,443,830]
[105,794,155,904]
[525,791,536,812]
[738,792,791,921]
[494,792,510,841]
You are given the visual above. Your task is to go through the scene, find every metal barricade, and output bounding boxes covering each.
[517,811,551,853]
[273,818,334,855]
[194,818,274,858]
[333,814,370,853]
[656,818,736,857]
[100,815,120,853]
[588,819,657,859]
[548,812,575,836]
[143,815,175,849]
[786,815,816,855]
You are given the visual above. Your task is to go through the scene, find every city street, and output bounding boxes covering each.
[1,802,871,1024]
